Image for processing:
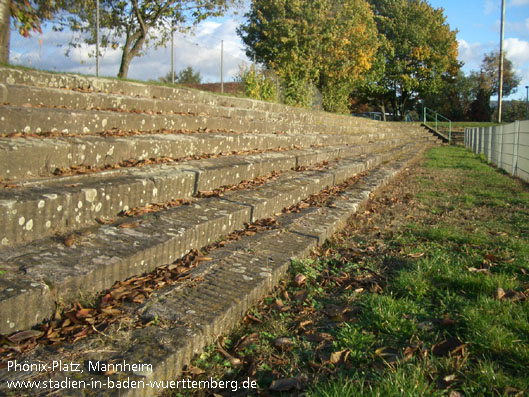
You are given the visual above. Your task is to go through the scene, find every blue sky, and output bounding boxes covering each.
[8,0,529,100]
[430,0,529,83]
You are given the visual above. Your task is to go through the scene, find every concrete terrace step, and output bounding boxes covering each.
[0,142,431,396]
[1,83,434,137]
[0,67,428,136]
[3,83,283,121]
[0,141,417,335]
[0,66,380,129]
[0,135,433,248]
[0,130,420,181]
[2,83,368,131]
[2,84,436,143]
[0,105,394,136]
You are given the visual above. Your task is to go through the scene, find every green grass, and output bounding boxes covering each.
[169,147,529,397]
[306,147,529,395]
[408,121,502,130]
[445,122,501,128]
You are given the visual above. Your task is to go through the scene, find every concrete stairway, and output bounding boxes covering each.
[0,66,439,395]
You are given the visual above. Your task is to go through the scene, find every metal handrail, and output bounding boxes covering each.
[423,107,452,143]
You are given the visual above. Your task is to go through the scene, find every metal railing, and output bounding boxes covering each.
[423,107,452,143]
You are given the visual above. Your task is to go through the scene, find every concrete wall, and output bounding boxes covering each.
[465,120,529,183]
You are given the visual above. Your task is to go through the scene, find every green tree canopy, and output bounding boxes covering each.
[356,0,460,120]
[238,0,379,112]
[421,70,476,121]
[159,65,202,84]
[476,51,521,97]
[421,51,522,122]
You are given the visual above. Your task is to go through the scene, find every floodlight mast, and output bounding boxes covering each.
[96,0,100,77]
[497,0,505,123]
[171,25,174,84]
[221,40,224,94]
[525,86,528,120]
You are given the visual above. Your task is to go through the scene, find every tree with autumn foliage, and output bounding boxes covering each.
[1,0,56,63]
[316,1,380,113]
[475,51,521,98]
[238,0,379,112]
[356,0,460,120]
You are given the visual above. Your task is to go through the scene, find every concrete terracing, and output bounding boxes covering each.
[0,131,413,181]
[0,65,440,395]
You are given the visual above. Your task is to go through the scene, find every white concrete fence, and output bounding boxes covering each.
[465,120,529,183]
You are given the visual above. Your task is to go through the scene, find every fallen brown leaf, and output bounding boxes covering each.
[7,330,43,344]
[184,366,205,376]
[64,234,74,247]
[269,378,300,392]
[216,338,242,366]
[496,287,506,300]
[96,216,115,225]
[329,349,350,365]
[294,273,306,286]
[117,221,139,229]
[432,337,466,357]
[293,290,308,301]
[274,337,294,351]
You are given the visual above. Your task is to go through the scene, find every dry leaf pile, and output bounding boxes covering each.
[0,214,283,362]
[50,147,299,177]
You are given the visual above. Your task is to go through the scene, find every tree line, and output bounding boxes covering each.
[1,0,523,121]
[239,0,522,121]
[421,51,522,122]
[238,0,461,118]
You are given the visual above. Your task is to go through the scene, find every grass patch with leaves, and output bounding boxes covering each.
[166,146,529,396]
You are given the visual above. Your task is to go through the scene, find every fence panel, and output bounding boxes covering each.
[465,120,529,183]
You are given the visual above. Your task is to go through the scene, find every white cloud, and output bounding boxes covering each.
[9,18,250,83]
[485,0,497,15]
[457,39,492,70]
[504,37,529,65]
[509,0,529,6]
[503,38,529,98]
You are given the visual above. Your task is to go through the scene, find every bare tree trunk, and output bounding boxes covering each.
[0,0,10,63]
[118,51,132,79]
[400,92,409,121]
[117,33,146,79]
[381,103,386,121]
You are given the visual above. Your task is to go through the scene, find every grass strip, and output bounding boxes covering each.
[167,146,529,397]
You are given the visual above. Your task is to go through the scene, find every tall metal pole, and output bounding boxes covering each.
[525,86,528,120]
[96,0,100,77]
[170,27,174,84]
[497,0,505,123]
[220,40,224,94]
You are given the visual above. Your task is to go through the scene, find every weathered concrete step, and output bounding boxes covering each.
[0,68,435,136]
[0,136,425,248]
[0,67,381,129]
[0,105,388,136]
[0,130,415,181]
[3,83,280,121]
[0,142,415,335]
[0,141,431,396]
[3,84,372,131]
[3,85,438,138]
